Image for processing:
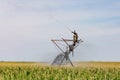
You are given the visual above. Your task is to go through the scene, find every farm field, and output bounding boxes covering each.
[0,62,120,80]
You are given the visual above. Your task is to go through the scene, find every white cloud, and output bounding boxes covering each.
[0,0,119,27]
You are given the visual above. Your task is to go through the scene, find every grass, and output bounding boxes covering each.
[0,62,119,80]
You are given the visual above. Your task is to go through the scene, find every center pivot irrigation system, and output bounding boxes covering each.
[51,30,83,66]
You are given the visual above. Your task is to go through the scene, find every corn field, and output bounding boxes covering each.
[0,62,120,80]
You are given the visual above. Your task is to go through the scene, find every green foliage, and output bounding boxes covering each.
[0,65,119,80]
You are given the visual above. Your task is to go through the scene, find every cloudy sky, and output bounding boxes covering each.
[0,0,120,62]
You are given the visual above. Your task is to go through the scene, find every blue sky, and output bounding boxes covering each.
[0,0,120,62]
